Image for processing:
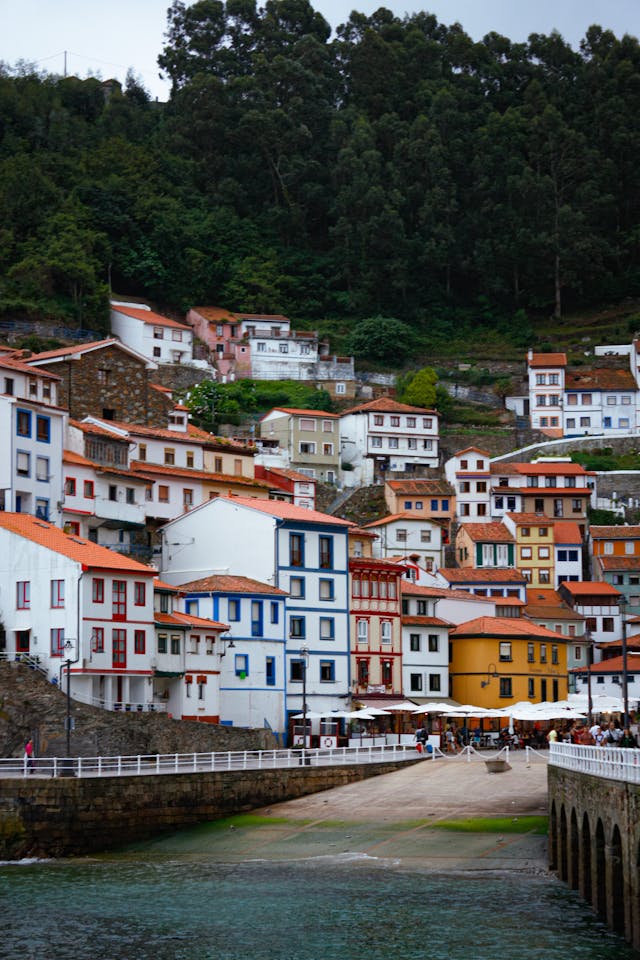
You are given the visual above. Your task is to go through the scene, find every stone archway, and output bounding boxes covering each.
[559,804,568,882]
[595,818,607,918]
[611,824,625,936]
[569,808,579,890]
[581,812,592,905]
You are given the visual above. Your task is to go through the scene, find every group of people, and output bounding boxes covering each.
[547,720,638,748]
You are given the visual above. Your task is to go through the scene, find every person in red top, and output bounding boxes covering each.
[24,738,34,773]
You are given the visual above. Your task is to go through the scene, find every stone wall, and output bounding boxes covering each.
[0,758,419,859]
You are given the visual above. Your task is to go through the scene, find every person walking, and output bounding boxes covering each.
[24,737,34,774]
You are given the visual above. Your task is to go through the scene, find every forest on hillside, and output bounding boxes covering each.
[2,1,640,353]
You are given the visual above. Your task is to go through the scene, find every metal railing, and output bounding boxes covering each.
[549,741,640,784]
[0,743,418,779]
[0,652,48,678]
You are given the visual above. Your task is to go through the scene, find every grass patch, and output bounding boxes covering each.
[431,815,548,835]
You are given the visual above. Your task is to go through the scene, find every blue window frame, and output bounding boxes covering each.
[251,600,263,637]
[289,616,306,639]
[319,617,335,640]
[36,415,50,443]
[319,578,334,601]
[266,656,276,686]
[319,535,333,569]
[16,409,31,437]
[228,598,241,621]
[235,653,248,677]
[35,498,49,521]
[290,533,304,567]
[442,499,449,511]
[431,499,438,511]
[557,550,567,562]
[319,659,335,682]
[270,602,279,624]
[603,417,612,428]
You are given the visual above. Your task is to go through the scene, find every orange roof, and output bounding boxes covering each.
[349,526,378,539]
[591,526,640,539]
[129,460,270,488]
[505,512,554,525]
[0,513,156,574]
[451,616,565,640]
[490,462,520,475]
[597,557,640,571]
[190,306,237,322]
[402,616,451,627]
[83,416,248,451]
[401,582,494,602]
[514,462,590,476]
[439,567,525,583]
[0,355,61,379]
[340,397,437,416]
[453,446,492,457]
[565,368,637,391]
[553,522,582,544]
[528,352,567,367]
[154,578,180,592]
[349,557,404,572]
[494,596,526,606]
[364,512,441,528]
[385,479,453,495]
[572,653,640,673]
[63,450,95,468]
[257,466,317,483]
[177,574,288,596]
[263,407,338,419]
[70,418,130,440]
[26,338,134,363]
[166,611,228,630]
[560,581,622,597]
[112,305,190,330]
[458,522,513,543]
[209,495,353,527]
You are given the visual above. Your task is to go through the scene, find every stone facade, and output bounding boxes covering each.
[35,344,172,428]
[0,758,418,859]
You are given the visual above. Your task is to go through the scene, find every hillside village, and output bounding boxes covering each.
[1,297,639,749]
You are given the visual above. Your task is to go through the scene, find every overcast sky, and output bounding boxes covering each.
[1,0,638,101]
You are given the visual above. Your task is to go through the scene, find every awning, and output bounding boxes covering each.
[154,670,184,678]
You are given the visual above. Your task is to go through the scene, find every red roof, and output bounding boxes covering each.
[565,368,637,392]
[572,653,640,673]
[438,567,525,583]
[364,513,441,528]
[112,305,190,330]
[514,462,590,476]
[401,582,494,602]
[528,352,567,368]
[451,616,566,640]
[597,557,640,572]
[0,355,61,379]
[129,460,270,488]
[263,407,338,419]
[210,495,353,527]
[340,397,438,416]
[453,446,492,457]
[0,513,156,573]
[385,479,454,495]
[155,610,228,630]
[553,522,582,544]
[402,616,451,627]
[255,465,317,483]
[458,522,513,543]
[591,526,640,539]
[560,581,622,597]
[177,574,288,595]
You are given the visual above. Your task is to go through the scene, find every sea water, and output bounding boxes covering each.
[0,852,634,960]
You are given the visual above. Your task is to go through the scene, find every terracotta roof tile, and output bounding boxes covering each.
[263,407,338,418]
[0,355,61,379]
[553,522,582,543]
[597,557,640,571]
[453,446,492,457]
[528,352,567,367]
[129,461,270,488]
[591,526,640,539]
[256,466,317,483]
[438,567,525,583]
[190,306,237,322]
[0,513,156,573]
[402,616,452,627]
[560,581,622,597]
[112,305,191,330]
[514,462,591,476]
[385,479,454,495]
[26,338,121,362]
[458,522,513,542]
[177,574,288,596]
[401,583,494,602]
[571,653,640,673]
[340,397,438,416]
[451,616,565,639]
[211,496,353,527]
[364,513,441,528]
[565,368,637,391]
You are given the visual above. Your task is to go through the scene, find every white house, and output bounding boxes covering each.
[177,574,287,740]
[111,301,197,367]
[158,496,353,736]
[364,513,444,572]
[400,583,451,700]
[340,397,439,487]
[444,447,492,520]
[0,512,158,712]
[527,350,566,435]
[558,581,625,657]
[0,354,66,525]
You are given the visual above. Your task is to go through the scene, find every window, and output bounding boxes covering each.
[428,634,439,652]
[371,436,382,448]
[357,619,368,643]
[499,677,512,698]
[4,377,13,395]
[619,418,630,429]
[290,577,305,598]
[423,418,433,429]
[65,477,76,496]
[299,441,316,454]
[84,480,94,499]
[429,674,441,692]
[357,659,369,684]
[390,416,400,427]
[112,581,126,620]
[51,580,65,608]
[335,382,346,395]
[373,415,384,426]
[134,630,146,654]
[320,659,335,682]
[566,418,576,429]
[157,634,167,654]
[16,452,30,476]
[476,481,487,493]
[36,416,50,442]
[92,628,104,653]
[319,536,333,569]
[16,581,30,609]
[521,547,532,559]
[263,656,276,687]
[410,634,420,651]
[388,437,399,449]
[420,530,431,543]
[158,485,169,503]
[183,488,193,509]
[406,417,416,427]
[319,578,334,601]
[270,602,279,624]
[557,550,567,562]
[499,641,512,662]
[539,569,550,584]
[108,485,117,502]
[323,443,334,456]
[580,417,590,428]
[228,599,240,621]
[396,528,407,543]
[36,456,49,481]
[540,644,547,663]
[50,628,65,657]
[382,660,393,685]
[17,410,31,437]
[290,533,304,567]
[521,527,530,537]
[572,499,582,513]
[538,528,548,538]
[290,616,306,639]
[279,343,288,354]
[171,635,181,655]
[528,678,535,699]
[290,659,305,682]
[536,373,546,385]
[320,617,335,640]
[551,644,559,665]
[625,541,635,555]
[92,578,104,603]
[251,600,263,637]
[527,642,535,663]
[581,394,592,405]
[381,621,392,643]
[410,673,423,691]
[112,629,126,668]
[602,617,614,632]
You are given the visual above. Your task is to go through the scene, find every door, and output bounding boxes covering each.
[16,630,30,654]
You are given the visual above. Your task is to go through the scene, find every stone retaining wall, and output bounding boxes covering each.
[0,759,418,859]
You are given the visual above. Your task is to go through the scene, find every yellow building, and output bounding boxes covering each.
[450,616,568,707]
[503,512,555,589]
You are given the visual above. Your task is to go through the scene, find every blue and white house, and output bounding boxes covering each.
[159,496,353,738]
[177,574,288,741]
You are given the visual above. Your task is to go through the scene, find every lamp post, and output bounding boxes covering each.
[63,639,76,763]
[619,594,629,727]
[300,643,309,763]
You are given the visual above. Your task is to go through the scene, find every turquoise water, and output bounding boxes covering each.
[0,854,634,960]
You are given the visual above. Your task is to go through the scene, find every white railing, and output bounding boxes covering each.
[0,743,418,779]
[549,741,640,784]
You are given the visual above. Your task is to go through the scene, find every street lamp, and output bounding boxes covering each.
[62,639,76,763]
[619,594,629,727]
[300,643,310,763]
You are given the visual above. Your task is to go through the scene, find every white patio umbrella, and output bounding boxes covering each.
[440,704,491,717]
[385,700,421,711]
[290,711,325,720]
[411,702,453,715]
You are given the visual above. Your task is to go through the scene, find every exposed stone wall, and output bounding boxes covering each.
[0,759,419,859]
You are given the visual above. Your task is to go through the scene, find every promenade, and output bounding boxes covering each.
[153,752,551,872]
